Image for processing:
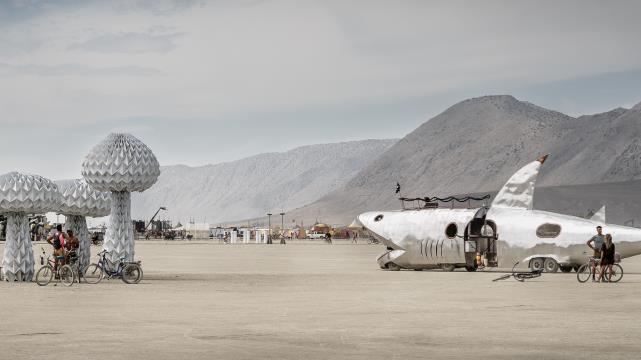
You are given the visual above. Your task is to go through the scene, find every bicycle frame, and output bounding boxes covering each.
[95,251,130,279]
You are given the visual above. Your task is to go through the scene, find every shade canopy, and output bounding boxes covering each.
[56,179,111,217]
[0,172,61,214]
[81,133,160,192]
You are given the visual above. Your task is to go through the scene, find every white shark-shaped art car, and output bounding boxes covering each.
[357,155,641,272]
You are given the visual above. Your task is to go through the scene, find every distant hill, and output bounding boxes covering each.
[130,139,397,223]
[285,95,641,225]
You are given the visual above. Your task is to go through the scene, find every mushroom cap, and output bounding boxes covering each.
[0,172,62,214]
[56,179,111,217]
[81,133,160,192]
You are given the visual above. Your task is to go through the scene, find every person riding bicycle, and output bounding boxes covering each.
[597,234,616,282]
[586,226,605,281]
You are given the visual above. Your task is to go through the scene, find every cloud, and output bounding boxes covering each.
[0,37,42,56]
[69,32,181,53]
[0,62,162,76]
[112,0,204,16]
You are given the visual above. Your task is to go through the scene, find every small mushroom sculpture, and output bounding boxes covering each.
[0,172,61,281]
[81,133,160,265]
[56,179,111,272]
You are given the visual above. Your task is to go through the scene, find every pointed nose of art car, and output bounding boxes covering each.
[357,211,401,249]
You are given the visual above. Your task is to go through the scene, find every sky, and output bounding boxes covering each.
[1,0,641,180]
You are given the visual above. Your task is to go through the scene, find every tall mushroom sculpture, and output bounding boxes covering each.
[0,172,61,281]
[57,179,111,272]
[81,133,160,265]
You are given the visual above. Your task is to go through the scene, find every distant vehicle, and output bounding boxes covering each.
[307,232,327,239]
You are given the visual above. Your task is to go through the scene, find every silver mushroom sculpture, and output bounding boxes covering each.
[0,172,61,281]
[56,179,111,272]
[81,133,160,266]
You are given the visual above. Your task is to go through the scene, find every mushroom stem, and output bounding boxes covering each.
[104,191,134,267]
[2,212,34,281]
[65,215,90,272]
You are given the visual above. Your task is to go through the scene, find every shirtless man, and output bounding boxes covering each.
[586,226,605,282]
[65,229,79,264]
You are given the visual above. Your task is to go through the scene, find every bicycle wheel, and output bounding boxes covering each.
[59,265,74,287]
[122,263,143,284]
[83,263,103,284]
[576,264,592,283]
[608,264,623,283]
[35,265,54,286]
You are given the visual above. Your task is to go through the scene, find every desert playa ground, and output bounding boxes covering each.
[1,241,640,360]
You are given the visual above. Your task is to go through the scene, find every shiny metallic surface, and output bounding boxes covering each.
[359,158,641,271]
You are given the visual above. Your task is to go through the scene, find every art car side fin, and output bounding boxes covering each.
[590,205,606,223]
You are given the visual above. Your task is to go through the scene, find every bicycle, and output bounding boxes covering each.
[35,247,74,287]
[66,251,90,284]
[576,257,622,283]
[83,250,143,284]
[493,261,543,282]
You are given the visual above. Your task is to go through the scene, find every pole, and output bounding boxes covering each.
[267,213,272,244]
[280,212,285,244]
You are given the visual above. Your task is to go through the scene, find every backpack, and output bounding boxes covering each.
[53,232,65,249]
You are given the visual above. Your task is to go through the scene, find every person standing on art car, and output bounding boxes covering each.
[586,226,605,281]
[597,234,616,282]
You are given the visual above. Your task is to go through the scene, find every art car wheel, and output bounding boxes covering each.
[465,265,477,272]
[440,264,455,272]
[529,258,545,272]
[387,263,401,271]
[544,258,559,273]
[560,266,572,273]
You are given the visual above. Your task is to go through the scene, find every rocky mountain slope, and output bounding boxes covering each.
[286,95,641,225]
[130,139,397,223]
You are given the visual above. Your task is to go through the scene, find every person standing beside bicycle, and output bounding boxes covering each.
[597,234,616,282]
[586,226,605,282]
[65,229,79,264]
[46,224,67,273]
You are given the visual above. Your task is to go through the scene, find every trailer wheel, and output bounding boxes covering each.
[560,266,572,273]
[529,257,545,272]
[544,258,559,273]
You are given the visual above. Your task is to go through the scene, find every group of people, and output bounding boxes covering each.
[587,225,617,282]
[46,224,79,272]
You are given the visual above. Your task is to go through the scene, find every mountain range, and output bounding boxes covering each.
[130,139,397,224]
[284,95,641,225]
[132,95,641,227]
